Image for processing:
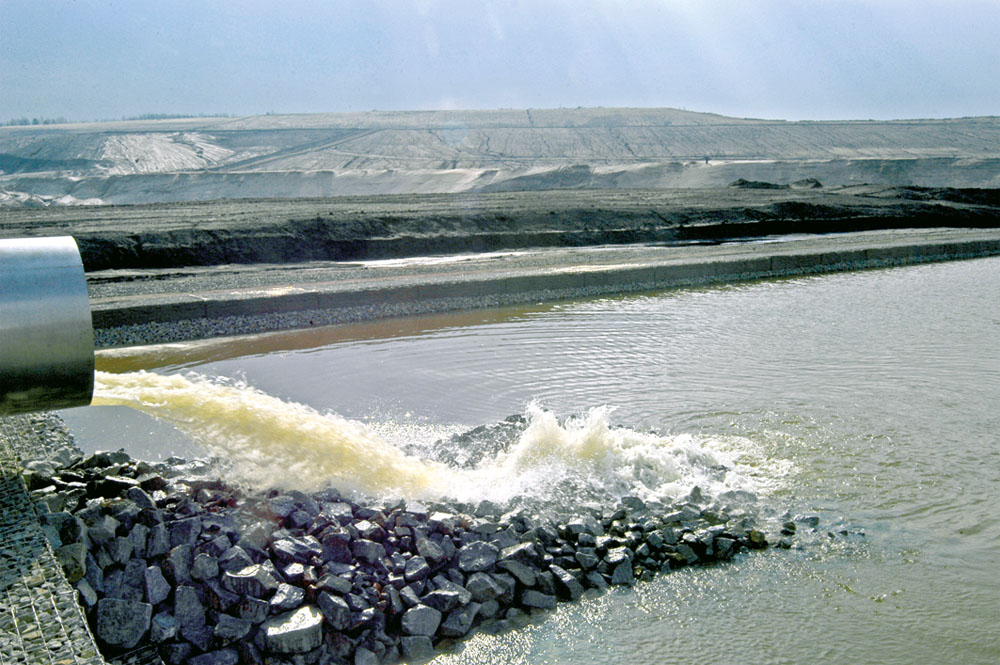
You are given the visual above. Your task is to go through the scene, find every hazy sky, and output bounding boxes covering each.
[3,0,998,122]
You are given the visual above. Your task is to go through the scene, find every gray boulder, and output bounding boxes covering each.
[144,565,171,605]
[259,605,324,654]
[458,541,498,572]
[317,591,351,630]
[400,636,436,661]
[222,563,280,598]
[401,604,442,637]
[96,598,152,649]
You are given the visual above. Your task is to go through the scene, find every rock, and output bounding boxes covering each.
[75,579,98,609]
[96,598,152,649]
[400,636,436,661]
[458,541,498,572]
[205,579,240,611]
[169,515,202,548]
[519,589,557,610]
[497,559,537,587]
[317,591,351,630]
[240,596,270,624]
[260,605,324,654]
[126,486,157,511]
[106,535,133,565]
[144,565,171,605]
[401,604,442,637]
[182,622,214,651]
[465,572,504,602]
[174,585,206,628]
[272,534,324,564]
[188,650,239,665]
[222,563,280,598]
[130,523,150,558]
[748,529,768,549]
[219,545,255,571]
[146,522,170,558]
[354,646,380,665]
[610,561,634,586]
[269,582,305,612]
[214,613,252,642]
[404,556,431,582]
[87,514,119,544]
[150,611,179,643]
[549,565,584,600]
[585,570,609,590]
[439,602,481,637]
[200,534,233,558]
[316,572,352,594]
[415,537,447,564]
[55,542,87,583]
[165,544,193,585]
[161,642,193,665]
[191,552,220,581]
[421,589,465,613]
[352,538,386,564]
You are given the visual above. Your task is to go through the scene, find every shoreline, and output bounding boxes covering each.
[90,228,1000,348]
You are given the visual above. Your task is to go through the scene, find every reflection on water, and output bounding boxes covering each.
[63,256,1000,664]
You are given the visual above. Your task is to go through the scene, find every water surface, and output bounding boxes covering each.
[64,256,1000,664]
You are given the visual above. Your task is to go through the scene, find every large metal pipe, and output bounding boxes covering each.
[1,236,94,414]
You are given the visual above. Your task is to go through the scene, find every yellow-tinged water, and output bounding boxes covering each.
[63,256,1000,664]
[91,370,769,506]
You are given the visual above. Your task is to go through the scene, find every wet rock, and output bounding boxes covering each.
[401,604,442,637]
[317,591,351,630]
[458,541,498,572]
[465,572,504,603]
[401,635,436,661]
[609,561,634,586]
[96,598,152,649]
[259,605,324,654]
[222,563,280,598]
[316,572,353,594]
[169,515,202,548]
[550,565,585,600]
[404,555,431,582]
[440,602,481,637]
[519,589,557,610]
[272,534,323,564]
[269,583,305,612]
[353,538,386,564]
[497,559,537,587]
[218,545,255,572]
[415,537,447,564]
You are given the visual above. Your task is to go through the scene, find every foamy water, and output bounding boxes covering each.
[93,370,772,506]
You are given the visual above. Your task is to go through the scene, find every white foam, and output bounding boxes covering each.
[93,371,783,505]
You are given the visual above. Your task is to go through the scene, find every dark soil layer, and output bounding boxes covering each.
[2,186,999,271]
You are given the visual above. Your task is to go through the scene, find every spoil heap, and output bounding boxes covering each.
[26,445,785,665]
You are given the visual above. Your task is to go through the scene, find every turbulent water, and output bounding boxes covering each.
[66,255,1000,664]
[92,372,769,511]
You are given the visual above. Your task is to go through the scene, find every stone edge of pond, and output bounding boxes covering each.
[91,234,1000,348]
[15,421,803,665]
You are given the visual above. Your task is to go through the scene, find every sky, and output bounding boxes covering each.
[2,0,999,123]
